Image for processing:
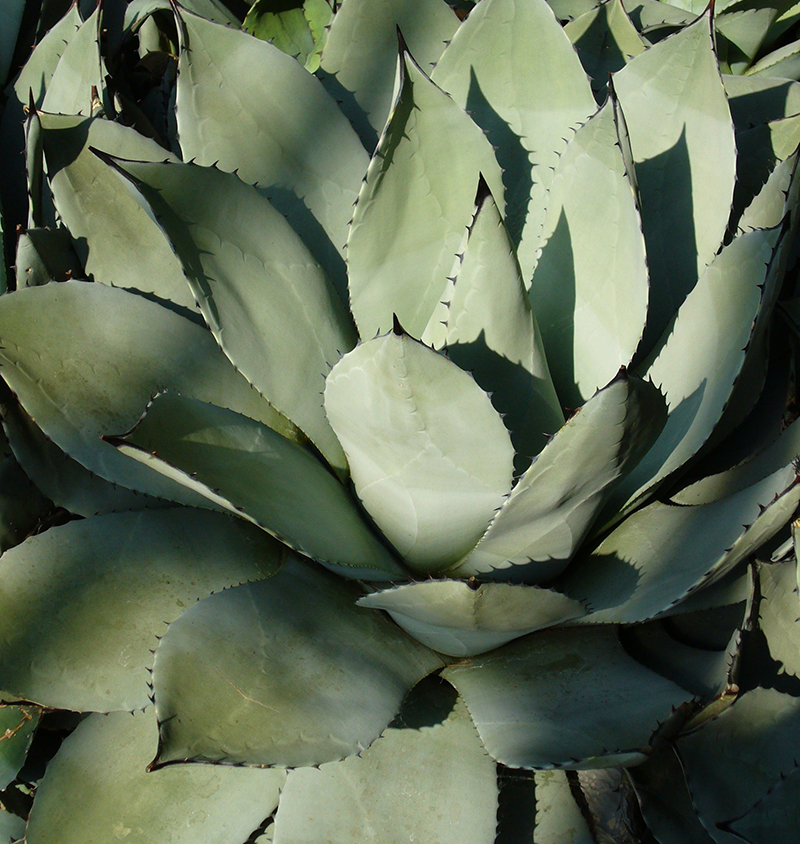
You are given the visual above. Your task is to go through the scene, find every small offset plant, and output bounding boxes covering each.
[2,0,800,841]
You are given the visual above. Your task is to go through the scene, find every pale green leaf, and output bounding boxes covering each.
[747,37,800,78]
[432,0,597,283]
[124,0,241,30]
[613,11,736,348]
[443,626,691,769]
[175,8,368,301]
[452,372,665,583]
[152,559,443,767]
[0,705,40,790]
[421,182,564,469]
[0,281,295,501]
[319,0,459,147]
[0,508,282,712]
[244,0,333,71]
[40,4,104,117]
[612,226,782,514]
[756,558,800,681]
[530,96,649,406]
[358,580,586,656]
[724,74,800,129]
[534,770,595,844]
[107,157,355,473]
[324,332,514,574]
[37,114,196,312]
[14,227,81,288]
[110,392,406,581]
[26,709,285,844]
[348,49,504,340]
[272,682,498,844]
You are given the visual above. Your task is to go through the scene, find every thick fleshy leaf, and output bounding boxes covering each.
[533,770,595,843]
[443,626,691,769]
[38,114,195,311]
[107,157,355,472]
[748,37,800,78]
[40,4,104,117]
[244,0,332,71]
[421,182,564,468]
[565,0,647,97]
[613,11,736,348]
[612,226,782,514]
[453,372,665,583]
[14,227,81,287]
[124,0,241,29]
[432,0,597,282]
[0,806,24,843]
[755,558,800,681]
[0,0,25,88]
[0,282,295,500]
[319,0,459,147]
[0,508,282,712]
[272,679,498,844]
[677,688,800,844]
[348,49,504,340]
[152,559,443,768]
[3,400,167,517]
[325,332,514,573]
[0,705,40,790]
[175,8,368,301]
[25,709,285,844]
[563,467,798,624]
[110,392,405,581]
[723,763,800,844]
[724,74,800,129]
[358,580,586,656]
[530,96,649,406]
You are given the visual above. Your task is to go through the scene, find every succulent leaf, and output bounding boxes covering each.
[325,332,515,573]
[0,508,283,711]
[108,156,356,473]
[530,95,649,406]
[319,0,460,147]
[443,626,691,769]
[453,371,665,583]
[110,391,405,581]
[421,182,564,469]
[152,558,443,767]
[532,769,596,843]
[272,681,498,844]
[0,0,25,88]
[244,0,333,72]
[0,704,40,791]
[0,282,295,501]
[613,10,737,350]
[174,7,368,301]
[14,227,81,288]
[358,580,587,656]
[25,709,286,844]
[348,48,504,340]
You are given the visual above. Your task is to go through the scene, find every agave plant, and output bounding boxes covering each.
[2,0,800,842]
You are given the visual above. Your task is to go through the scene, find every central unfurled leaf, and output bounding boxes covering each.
[421,182,564,470]
[324,332,515,573]
[347,47,504,341]
[107,157,356,474]
[443,626,691,769]
[110,392,405,581]
[432,0,597,283]
[152,558,443,768]
[612,10,736,350]
[358,580,587,656]
[530,95,649,407]
[174,7,368,300]
[452,371,666,584]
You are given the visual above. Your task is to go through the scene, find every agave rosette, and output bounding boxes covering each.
[2,0,800,840]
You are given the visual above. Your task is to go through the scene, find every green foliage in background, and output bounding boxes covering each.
[2,0,800,841]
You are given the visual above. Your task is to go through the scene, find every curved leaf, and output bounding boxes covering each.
[0,705,40,790]
[358,580,586,656]
[272,681,498,844]
[530,96,649,406]
[0,282,295,500]
[0,508,282,712]
[443,626,691,769]
[106,156,355,472]
[453,372,665,583]
[432,0,597,282]
[110,392,405,581]
[325,332,515,573]
[348,48,504,340]
[613,11,736,349]
[152,559,443,768]
[26,709,285,844]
